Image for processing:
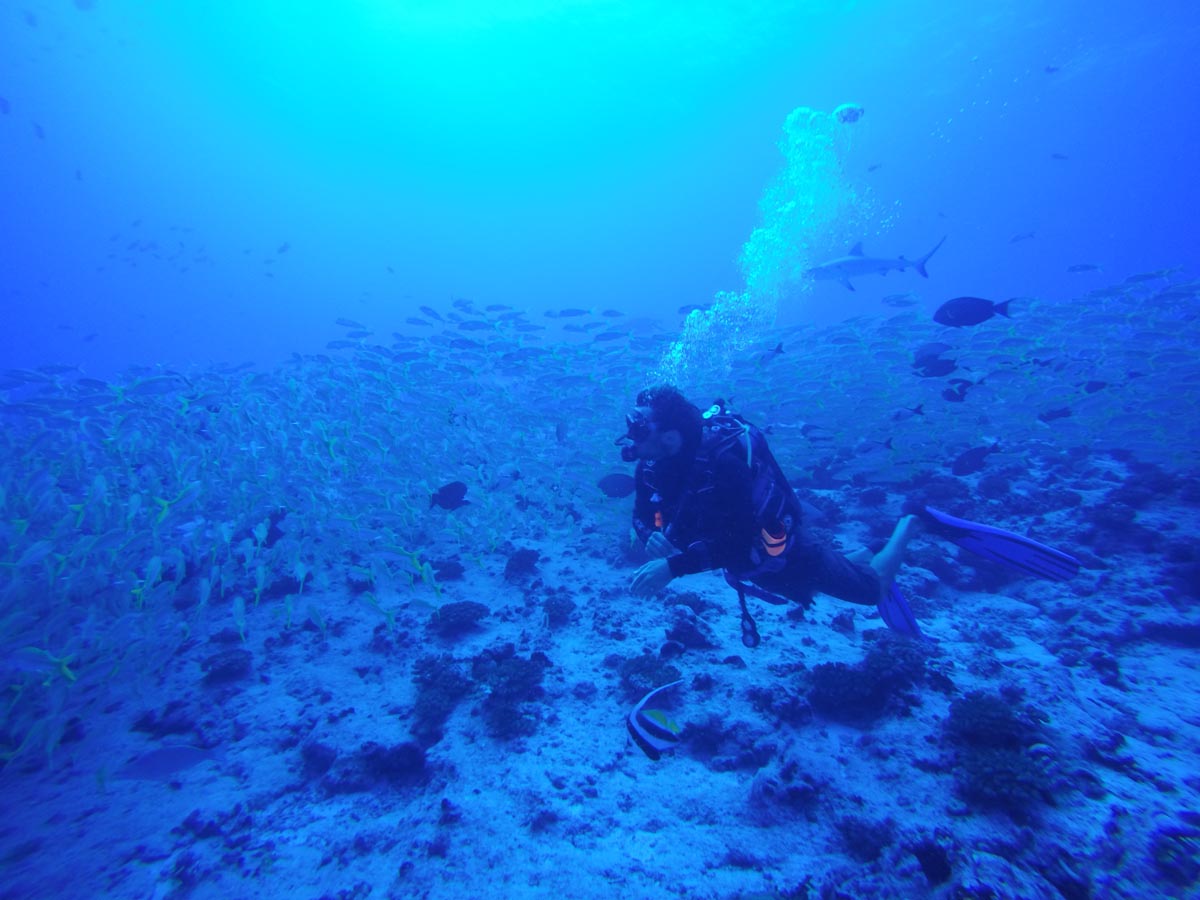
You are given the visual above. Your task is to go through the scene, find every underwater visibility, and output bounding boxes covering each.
[2,2,1199,899]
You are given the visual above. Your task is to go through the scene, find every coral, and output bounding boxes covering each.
[471,645,549,740]
[301,741,337,778]
[543,594,576,628]
[1148,822,1200,888]
[200,648,253,685]
[808,662,887,723]
[617,653,681,703]
[955,746,1050,819]
[503,547,540,582]
[836,814,894,863]
[411,655,471,746]
[944,692,1054,820]
[945,692,1033,749]
[429,601,489,638]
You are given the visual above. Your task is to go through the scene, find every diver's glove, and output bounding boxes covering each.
[644,532,678,560]
[631,559,674,597]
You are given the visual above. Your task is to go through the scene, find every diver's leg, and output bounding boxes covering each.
[869,514,919,600]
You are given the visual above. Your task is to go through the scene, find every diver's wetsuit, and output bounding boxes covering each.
[632,437,880,606]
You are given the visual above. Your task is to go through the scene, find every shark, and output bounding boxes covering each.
[807,235,946,291]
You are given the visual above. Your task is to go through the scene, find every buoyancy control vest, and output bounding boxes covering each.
[694,402,810,648]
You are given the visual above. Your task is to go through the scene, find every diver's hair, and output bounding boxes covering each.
[637,385,703,454]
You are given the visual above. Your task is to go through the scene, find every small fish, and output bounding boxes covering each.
[1123,271,1168,284]
[934,296,1012,327]
[458,321,494,331]
[405,317,430,327]
[114,744,221,782]
[881,292,918,308]
[951,443,999,476]
[33,122,46,140]
[891,404,924,422]
[326,340,359,350]
[546,308,588,318]
[0,96,10,115]
[1038,407,1072,423]
[867,162,883,172]
[1081,380,1107,394]
[1067,263,1101,273]
[419,305,444,322]
[1044,65,1061,74]
[277,242,290,254]
[597,473,636,499]
[335,317,366,329]
[1009,231,1035,243]
[1050,153,1069,160]
[601,309,625,318]
[344,330,373,340]
[627,680,684,761]
[431,481,469,510]
[593,331,626,342]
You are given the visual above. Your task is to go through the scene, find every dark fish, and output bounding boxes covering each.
[419,305,444,322]
[1082,380,1107,394]
[1009,231,1035,243]
[405,317,430,326]
[484,304,512,312]
[33,122,45,140]
[912,342,957,377]
[951,443,998,476]
[546,308,588,318]
[1050,153,1069,160]
[1044,65,1060,74]
[431,481,469,510]
[867,163,883,172]
[915,358,956,377]
[326,340,359,350]
[335,317,366,329]
[601,309,625,318]
[1038,407,1072,423]
[881,293,918,308]
[0,96,10,115]
[344,330,373,339]
[277,242,290,254]
[1067,263,1101,273]
[942,378,975,402]
[934,296,1012,327]
[452,298,475,312]
[891,404,924,421]
[592,331,626,342]
[597,473,636,498]
[458,320,494,331]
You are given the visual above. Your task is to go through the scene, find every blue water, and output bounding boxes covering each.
[2,3,1200,899]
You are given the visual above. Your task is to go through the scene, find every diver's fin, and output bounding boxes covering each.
[921,505,1080,581]
[878,582,924,639]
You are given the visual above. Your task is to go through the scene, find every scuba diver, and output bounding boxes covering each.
[616,385,1080,646]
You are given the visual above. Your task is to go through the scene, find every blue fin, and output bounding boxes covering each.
[878,582,924,638]
[922,505,1080,581]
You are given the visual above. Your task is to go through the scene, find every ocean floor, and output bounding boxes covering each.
[3,472,1199,900]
